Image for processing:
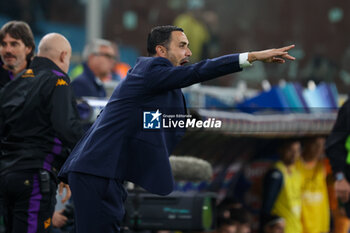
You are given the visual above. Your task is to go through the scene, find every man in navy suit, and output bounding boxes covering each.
[58,25,295,233]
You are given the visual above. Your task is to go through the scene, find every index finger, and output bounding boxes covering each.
[280,44,295,52]
[282,54,296,60]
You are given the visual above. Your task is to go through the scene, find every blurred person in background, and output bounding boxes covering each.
[70,38,117,98]
[215,199,239,233]
[295,137,330,233]
[260,139,302,233]
[0,33,83,233]
[59,25,295,233]
[0,20,35,89]
[325,157,350,233]
[113,60,130,80]
[326,99,350,204]
[111,41,130,80]
[216,199,250,233]
[230,207,251,233]
[262,215,285,233]
[173,0,210,63]
[326,98,350,233]
[215,217,238,233]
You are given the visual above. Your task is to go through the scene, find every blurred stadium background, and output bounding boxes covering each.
[0,0,349,93]
[2,1,349,231]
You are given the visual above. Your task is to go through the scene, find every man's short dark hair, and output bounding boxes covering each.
[0,21,35,62]
[147,25,183,56]
[277,138,300,155]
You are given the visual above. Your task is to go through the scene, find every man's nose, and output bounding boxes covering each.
[186,48,192,57]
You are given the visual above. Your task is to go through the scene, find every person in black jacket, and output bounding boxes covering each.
[0,20,35,233]
[0,33,83,233]
[326,98,350,216]
[0,20,35,89]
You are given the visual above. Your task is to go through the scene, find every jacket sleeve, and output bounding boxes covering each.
[144,54,242,92]
[261,168,283,215]
[49,76,84,149]
[0,104,3,139]
[0,89,4,140]
[326,99,350,174]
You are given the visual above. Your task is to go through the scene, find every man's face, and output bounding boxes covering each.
[281,142,301,166]
[0,33,31,70]
[89,45,116,78]
[304,137,325,160]
[164,31,192,67]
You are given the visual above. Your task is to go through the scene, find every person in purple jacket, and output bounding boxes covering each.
[59,25,295,233]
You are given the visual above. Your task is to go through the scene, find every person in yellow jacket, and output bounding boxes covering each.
[174,12,210,63]
[295,137,330,233]
[260,139,302,233]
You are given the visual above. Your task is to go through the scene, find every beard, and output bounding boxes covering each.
[2,53,17,70]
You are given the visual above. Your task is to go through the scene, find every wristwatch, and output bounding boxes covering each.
[335,172,345,181]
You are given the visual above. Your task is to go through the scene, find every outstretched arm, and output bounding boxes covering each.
[248,45,295,64]
[144,45,295,92]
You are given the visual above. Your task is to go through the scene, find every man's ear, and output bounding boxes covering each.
[25,46,32,56]
[155,45,167,57]
[60,51,67,63]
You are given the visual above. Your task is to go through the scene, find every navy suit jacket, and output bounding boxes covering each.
[59,54,242,195]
